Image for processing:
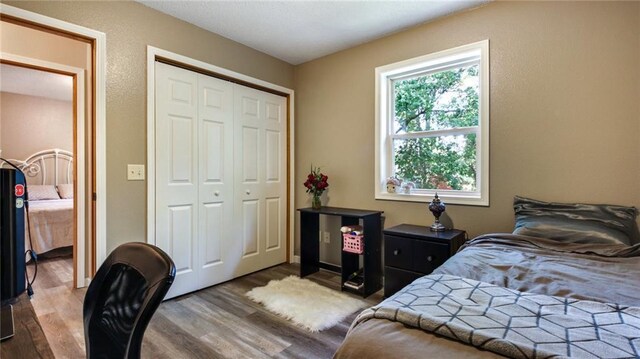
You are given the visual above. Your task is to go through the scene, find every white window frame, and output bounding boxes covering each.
[375,40,489,206]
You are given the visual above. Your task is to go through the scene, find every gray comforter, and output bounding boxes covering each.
[435,234,640,307]
[353,274,640,358]
[335,234,640,359]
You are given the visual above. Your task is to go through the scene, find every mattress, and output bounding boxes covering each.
[25,199,74,254]
[334,234,640,358]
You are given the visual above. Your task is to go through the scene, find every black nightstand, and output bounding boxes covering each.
[383,224,466,297]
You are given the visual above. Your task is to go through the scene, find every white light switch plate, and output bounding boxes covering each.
[127,164,145,180]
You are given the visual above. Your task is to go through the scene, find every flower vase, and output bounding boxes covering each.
[312,195,322,210]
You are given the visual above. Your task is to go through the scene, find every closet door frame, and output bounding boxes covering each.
[146,46,295,263]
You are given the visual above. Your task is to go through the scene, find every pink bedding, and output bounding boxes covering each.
[26,199,74,253]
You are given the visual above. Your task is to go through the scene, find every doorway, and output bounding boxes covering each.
[0,3,107,275]
[0,59,87,288]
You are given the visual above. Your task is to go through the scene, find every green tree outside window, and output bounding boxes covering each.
[392,64,479,191]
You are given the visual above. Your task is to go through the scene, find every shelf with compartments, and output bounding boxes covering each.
[298,207,383,298]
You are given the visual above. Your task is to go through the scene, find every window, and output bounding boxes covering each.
[375,40,489,205]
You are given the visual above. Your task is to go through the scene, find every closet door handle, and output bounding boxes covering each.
[246,189,251,195]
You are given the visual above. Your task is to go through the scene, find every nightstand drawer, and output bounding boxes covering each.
[384,266,422,297]
[413,240,449,274]
[383,224,466,298]
[384,235,412,269]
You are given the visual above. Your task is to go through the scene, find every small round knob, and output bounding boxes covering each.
[393,249,400,256]
[427,256,433,262]
[246,189,251,195]
[214,191,220,196]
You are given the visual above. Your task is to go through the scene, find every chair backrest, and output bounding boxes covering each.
[83,242,175,359]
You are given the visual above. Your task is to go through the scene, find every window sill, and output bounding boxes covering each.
[375,192,488,206]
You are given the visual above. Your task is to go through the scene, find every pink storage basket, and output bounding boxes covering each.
[343,234,364,254]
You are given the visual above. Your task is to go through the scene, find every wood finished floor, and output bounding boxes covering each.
[29,255,383,359]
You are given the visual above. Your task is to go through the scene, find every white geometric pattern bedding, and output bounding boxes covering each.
[353,275,640,358]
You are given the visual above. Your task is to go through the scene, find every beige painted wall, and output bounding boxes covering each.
[294,1,640,251]
[0,92,73,160]
[0,20,92,166]
[4,1,295,253]
[6,1,638,259]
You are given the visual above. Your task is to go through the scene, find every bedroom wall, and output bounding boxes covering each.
[0,20,93,160]
[4,1,295,253]
[295,1,640,252]
[0,92,73,160]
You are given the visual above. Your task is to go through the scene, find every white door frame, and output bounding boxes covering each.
[0,52,87,287]
[0,4,108,272]
[146,46,296,263]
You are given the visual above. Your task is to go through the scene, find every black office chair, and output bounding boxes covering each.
[83,242,175,359]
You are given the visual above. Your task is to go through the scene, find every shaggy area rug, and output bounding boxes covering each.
[246,275,366,332]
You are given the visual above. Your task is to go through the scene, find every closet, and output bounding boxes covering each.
[155,62,287,299]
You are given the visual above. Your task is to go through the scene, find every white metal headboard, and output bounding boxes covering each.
[0,149,73,186]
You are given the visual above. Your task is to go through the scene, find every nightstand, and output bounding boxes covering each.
[383,224,466,297]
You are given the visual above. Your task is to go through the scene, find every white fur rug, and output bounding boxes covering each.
[246,275,366,332]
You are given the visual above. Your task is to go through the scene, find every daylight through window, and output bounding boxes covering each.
[375,40,489,205]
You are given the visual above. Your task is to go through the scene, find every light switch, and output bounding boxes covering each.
[127,164,145,180]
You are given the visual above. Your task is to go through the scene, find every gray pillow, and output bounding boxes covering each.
[513,196,639,246]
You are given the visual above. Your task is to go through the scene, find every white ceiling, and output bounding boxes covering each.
[0,64,73,101]
[138,0,487,65]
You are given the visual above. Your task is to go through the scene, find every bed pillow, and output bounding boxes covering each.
[513,196,639,245]
[28,185,61,200]
[57,184,74,199]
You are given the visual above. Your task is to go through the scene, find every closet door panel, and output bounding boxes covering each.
[168,205,194,271]
[242,200,260,256]
[265,130,281,182]
[198,74,235,287]
[265,197,282,250]
[234,87,264,275]
[234,85,286,274]
[261,94,287,265]
[155,62,200,298]
[202,203,223,265]
[241,127,259,182]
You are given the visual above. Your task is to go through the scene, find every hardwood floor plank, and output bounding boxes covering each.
[30,256,383,359]
[245,311,339,359]
[143,312,224,359]
[187,295,291,355]
[36,312,85,358]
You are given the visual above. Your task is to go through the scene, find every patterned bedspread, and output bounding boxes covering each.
[352,274,640,358]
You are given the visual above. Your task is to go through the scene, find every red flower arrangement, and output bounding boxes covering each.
[304,166,328,209]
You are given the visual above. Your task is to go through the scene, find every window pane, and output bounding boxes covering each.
[393,64,479,134]
[393,133,477,191]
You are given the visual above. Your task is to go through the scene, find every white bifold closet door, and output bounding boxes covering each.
[155,62,286,299]
[233,85,287,276]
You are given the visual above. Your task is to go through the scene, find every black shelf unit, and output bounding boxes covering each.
[298,207,383,297]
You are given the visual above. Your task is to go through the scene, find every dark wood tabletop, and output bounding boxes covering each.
[0,293,54,358]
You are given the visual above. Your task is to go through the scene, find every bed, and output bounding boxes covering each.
[0,149,74,254]
[334,196,640,359]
